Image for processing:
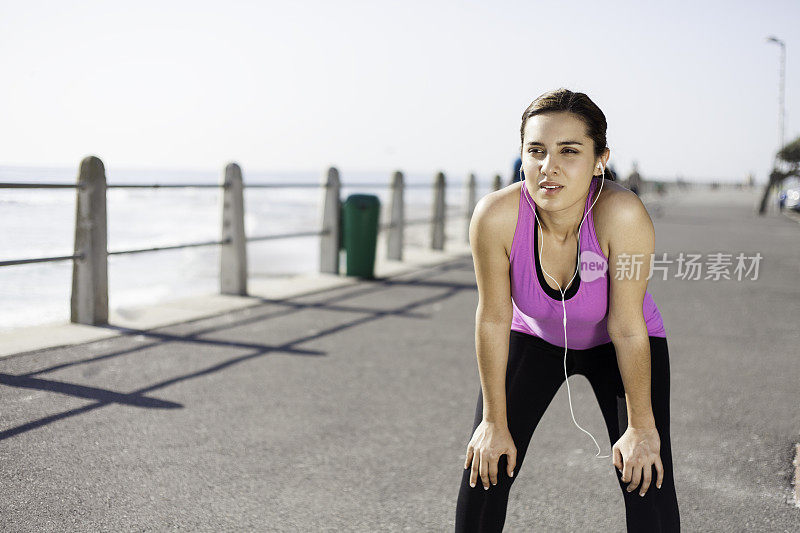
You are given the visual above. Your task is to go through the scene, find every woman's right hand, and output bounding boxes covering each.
[464,420,517,490]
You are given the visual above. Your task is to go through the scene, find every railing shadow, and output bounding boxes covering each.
[0,258,476,441]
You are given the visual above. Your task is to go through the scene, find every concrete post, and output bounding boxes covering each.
[71,155,108,325]
[465,173,476,244]
[319,167,341,274]
[492,174,502,191]
[220,162,248,296]
[431,171,445,250]
[387,170,404,261]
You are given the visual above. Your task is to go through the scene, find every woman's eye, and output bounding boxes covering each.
[528,148,577,154]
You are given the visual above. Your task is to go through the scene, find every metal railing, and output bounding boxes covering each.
[1,156,503,327]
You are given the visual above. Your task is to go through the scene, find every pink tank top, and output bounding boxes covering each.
[509,176,667,349]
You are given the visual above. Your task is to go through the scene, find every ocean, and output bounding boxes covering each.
[0,165,484,332]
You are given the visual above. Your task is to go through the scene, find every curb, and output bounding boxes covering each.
[0,243,472,360]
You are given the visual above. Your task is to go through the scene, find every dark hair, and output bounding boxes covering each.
[520,88,615,181]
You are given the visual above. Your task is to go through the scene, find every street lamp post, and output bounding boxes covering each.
[763,35,787,213]
[766,36,786,159]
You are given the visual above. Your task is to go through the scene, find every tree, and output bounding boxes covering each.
[758,136,800,215]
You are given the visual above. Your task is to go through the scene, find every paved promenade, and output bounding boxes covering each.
[1,186,798,531]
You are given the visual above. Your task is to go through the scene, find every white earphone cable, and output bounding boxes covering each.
[520,163,610,458]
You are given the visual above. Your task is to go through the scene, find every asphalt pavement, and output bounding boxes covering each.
[1,186,798,531]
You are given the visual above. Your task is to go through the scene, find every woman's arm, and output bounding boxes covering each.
[463,193,519,489]
[605,192,665,494]
[605,192,657,428]
[469,194,513,426]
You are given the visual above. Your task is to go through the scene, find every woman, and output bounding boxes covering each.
[454,89,680,532]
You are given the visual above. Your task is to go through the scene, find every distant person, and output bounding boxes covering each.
[627,161,642,196]
[607,163,619,182]
[511,156,523,184]
[456,88,680,532]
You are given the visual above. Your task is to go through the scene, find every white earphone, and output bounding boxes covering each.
[520,161,610,458]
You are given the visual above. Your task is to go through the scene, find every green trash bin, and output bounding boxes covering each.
[340,194,381,279]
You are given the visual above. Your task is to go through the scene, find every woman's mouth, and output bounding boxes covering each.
[539,183,564,195]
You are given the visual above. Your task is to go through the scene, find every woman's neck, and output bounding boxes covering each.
[527,184,591,245]
[536,210,584,244]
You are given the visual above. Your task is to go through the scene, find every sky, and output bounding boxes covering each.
[1,0,798,184]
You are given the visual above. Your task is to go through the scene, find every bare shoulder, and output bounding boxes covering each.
[468,182,520,323]
[470,181,522,259]
[592,180,654,257]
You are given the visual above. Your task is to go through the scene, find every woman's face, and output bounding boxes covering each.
[521,111,602,208]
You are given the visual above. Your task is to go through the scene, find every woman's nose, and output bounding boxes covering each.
[540,154,558,176]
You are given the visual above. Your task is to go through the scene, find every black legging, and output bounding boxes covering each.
[455,330,680,532]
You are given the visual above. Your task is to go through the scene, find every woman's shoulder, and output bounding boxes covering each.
[592,178,636,209]
[470,181,523,259]
[592,179,654,257]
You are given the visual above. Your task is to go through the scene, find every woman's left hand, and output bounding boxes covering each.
[612,426,664,496]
